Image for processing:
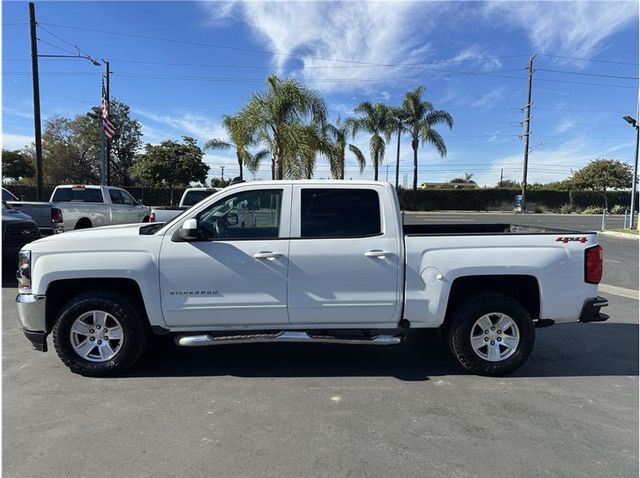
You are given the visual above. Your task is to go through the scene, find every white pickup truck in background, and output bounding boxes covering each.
[149,187,221,223]
[6,185,151,233]
[15,181,608,377]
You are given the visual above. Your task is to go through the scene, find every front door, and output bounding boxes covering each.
[287,186,402,326]
[159,186,291,328]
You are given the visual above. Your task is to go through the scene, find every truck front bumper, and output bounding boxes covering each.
[578,296,609,323]
[16,294,48,352]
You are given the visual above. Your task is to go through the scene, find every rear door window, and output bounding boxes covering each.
[300,188,381,238]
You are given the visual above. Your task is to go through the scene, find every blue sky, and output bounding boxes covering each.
[2,0,638,186]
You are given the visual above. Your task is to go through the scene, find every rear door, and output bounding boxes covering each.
[287,185,402,326]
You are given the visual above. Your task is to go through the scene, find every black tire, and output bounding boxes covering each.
[75,219,92,230]
[52,290,149,377]
[446,292,535,376]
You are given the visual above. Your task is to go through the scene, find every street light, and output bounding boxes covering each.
[623,115,639,229]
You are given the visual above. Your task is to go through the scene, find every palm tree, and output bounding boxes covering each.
[237,75,327,180]
[387,107,407,188]
[324,118,366,179]
[401,86,453,191]
[348,102,392,181]
[204,115,269,181]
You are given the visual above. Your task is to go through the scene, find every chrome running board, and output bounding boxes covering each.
[176,331,403,347]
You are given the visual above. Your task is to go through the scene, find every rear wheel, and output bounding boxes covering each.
[52,290,148,377]
[447,292,535,376]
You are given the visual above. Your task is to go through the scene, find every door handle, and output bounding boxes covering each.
[364,250,392,258]
[253,251,283,260]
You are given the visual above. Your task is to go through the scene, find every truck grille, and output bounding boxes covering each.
[4,222,41,247]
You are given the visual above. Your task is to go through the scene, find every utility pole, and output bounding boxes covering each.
[395,127,401,189]
[521,54,536,212]
[386,164,389,183]
[500,168,503,185]
[29,2,44,201]
[104,60,111,185]
[220,165,225,181]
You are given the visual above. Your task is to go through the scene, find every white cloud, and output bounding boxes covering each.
[447,45,503,71]
[1,133,33,150]
[134,110,226,143]
[204,1,442,92]
[484,1,638,62]
[469,86,506,109]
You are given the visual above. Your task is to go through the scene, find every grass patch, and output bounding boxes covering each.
[608,228,639,235]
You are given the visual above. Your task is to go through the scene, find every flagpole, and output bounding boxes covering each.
[100,116,106,186]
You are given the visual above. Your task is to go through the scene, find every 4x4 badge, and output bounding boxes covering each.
[555,236,587,244]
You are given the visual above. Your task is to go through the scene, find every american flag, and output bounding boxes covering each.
[101,82,116,139]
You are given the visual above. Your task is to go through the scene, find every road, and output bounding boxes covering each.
[2,217,638,477]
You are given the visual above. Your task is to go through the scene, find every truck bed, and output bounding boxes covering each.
[403,223,582,236]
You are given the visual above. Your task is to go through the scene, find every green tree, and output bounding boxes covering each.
[324,118,366,179]
[42,115,101,184]
[204,114,269,181]
[2,149,35,182]
[348,102,392,181]
[238,75,328,180]
[387,107,408,188]
[401,86,453,191]
[131,137,209,188]
[105,99,143,186]
[210,177,231,188]
[570,159,634,210]
[497,179,521,189]
[450,172,476,184]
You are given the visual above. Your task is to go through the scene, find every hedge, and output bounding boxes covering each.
[4,184,637,211]
[396,188,636,211]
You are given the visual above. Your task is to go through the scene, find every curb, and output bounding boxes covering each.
[598,231,639,240]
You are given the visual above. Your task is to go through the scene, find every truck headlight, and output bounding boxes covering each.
[17,250,31,292]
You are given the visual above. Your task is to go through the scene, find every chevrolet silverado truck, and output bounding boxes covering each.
[149,187,220,223]
[15,181,608,377]
[6,184,150,234]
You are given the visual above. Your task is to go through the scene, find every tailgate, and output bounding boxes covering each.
[6,202,51,228]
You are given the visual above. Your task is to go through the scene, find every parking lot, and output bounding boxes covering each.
[2,214,638,478]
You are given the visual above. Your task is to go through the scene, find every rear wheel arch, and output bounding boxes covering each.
[74,218,92,229]
[442,274,540,332]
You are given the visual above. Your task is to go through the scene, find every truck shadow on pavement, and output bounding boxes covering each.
[126,323,638,380]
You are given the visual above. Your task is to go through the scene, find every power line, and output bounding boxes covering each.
[39,22,530,69]
[537,53,638,66]
[537,68,639,80]
[37,23,96,60]
[35,38,78,56]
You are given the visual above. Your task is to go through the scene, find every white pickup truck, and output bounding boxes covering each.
[149,187,220,223]
[15,181,608,377]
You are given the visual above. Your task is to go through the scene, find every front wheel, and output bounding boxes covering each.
[52,290,149,377]
[446,292,535,376]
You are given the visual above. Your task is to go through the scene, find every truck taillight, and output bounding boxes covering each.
[585,245,603,284]
[51,208,63,223]
[149,212,156,223]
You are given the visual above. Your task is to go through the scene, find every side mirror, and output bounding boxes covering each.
[225,212,239,226]
[137,198,143,205]
[178,218,200,241]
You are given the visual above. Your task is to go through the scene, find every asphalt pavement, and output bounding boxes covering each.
[2,215,638,478]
